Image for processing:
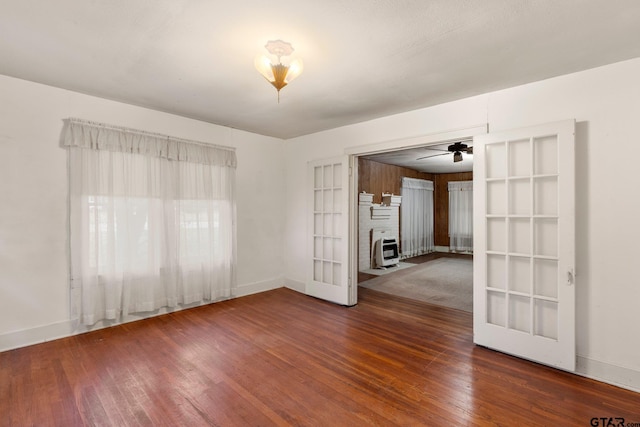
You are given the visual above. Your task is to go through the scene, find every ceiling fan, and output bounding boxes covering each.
[416,141,473,163]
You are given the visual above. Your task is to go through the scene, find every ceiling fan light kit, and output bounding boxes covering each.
[416,141,473,163]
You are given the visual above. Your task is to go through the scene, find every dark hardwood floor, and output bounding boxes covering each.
[1,287,638,426]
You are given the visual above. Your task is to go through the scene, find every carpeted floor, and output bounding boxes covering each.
[358,257,473,312]
[359,261,417,276]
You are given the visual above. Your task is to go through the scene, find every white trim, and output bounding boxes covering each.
[345,124,487,156]
[576,356,640,393]
[348,154,359,305]
[0,320,75,353]
[435,246,450,253]
[235,276,284,297]
[285,278,305,293]
[0,277,284,353]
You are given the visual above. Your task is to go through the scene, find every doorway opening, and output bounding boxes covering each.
[342,119,576,371]
[350,135,476,312]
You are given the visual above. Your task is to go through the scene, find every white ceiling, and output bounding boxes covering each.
[362,141,474,174]
[1,1,640,140]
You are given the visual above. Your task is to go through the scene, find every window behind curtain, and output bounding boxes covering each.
[400,177,435,258]
[448,181,473,252]
[64,119,237,325]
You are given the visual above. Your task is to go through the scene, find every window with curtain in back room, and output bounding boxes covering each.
[448,181,473,253]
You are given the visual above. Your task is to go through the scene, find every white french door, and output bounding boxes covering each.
[473,120,576,371]
[306,156,353,305]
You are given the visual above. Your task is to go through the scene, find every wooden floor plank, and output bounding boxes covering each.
[1,287,639,426]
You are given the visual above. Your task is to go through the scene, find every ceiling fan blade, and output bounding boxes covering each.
[416,152,451,161]
[422,147,449,152]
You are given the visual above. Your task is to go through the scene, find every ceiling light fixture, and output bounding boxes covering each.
[254,39,303,103]
[416,141,473,163]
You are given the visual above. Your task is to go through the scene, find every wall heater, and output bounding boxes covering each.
[375,237,400,268]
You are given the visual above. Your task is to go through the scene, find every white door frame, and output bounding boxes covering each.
[345,125,488,305]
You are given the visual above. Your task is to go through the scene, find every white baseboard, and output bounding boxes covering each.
[284,278,305,293]
[435,246,450,253]
[0,277,285,353]
[0,319,77,353]
[576,356,640,393]
[235,276,284,297]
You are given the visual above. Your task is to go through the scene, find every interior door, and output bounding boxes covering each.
[306,156,353,305]
[473,120,576,371]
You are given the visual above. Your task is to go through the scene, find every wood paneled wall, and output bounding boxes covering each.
[358,158,472,249]
[434,172,473,246]
[358,158,433,204]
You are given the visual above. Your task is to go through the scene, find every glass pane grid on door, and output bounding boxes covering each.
[312,163,343,286]
[485,137,560,341]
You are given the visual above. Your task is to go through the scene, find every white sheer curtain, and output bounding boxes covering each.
[448,181,473,252]
[400,177,434,258]
[64,119,237,325]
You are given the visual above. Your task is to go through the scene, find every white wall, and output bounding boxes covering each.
[2,56,639,392]
[284,58,640,391]
[0,75,286,349]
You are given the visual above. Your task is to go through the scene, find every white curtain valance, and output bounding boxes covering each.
[448,181,473,191]
[62,118,237,168]
[402,177,434,191]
